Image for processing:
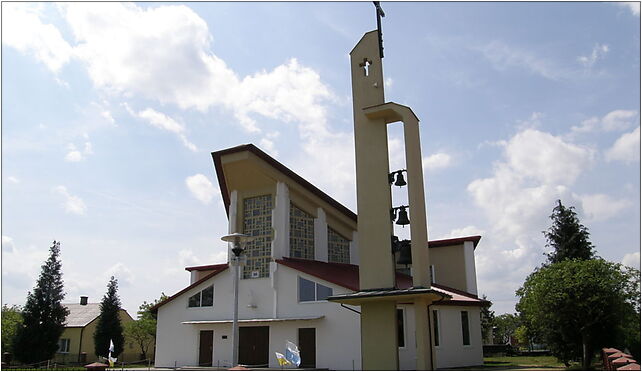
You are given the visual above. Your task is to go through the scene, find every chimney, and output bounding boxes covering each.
[80,296,88,306]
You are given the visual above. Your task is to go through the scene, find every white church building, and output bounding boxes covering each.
[151,144,488,370]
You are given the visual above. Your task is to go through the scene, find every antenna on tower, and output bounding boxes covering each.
[373,1,385,58]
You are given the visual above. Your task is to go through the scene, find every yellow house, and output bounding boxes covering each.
[54,296,139,365]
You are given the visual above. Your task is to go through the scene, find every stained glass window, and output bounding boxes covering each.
[328,227,350,264]
[242,195,273,279]
[289,203,314,259]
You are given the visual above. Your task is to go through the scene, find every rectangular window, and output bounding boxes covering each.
[397,309,405,348]
[188,285,214,308]
[298,277,316,302]
[243,195,273,279]
[290,203,315,260]
[327,228,350,264]
[58,338,70,353]
[430,265,436,283]
[433,310,440,347]
[461,311,470,345]
[298,277,333,302]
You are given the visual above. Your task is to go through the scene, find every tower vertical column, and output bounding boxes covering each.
[350,30,398,370]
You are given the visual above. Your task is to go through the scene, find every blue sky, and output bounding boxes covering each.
[2,2,640,316]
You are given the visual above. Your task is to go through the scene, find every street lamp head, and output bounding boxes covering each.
[221,233,255,257]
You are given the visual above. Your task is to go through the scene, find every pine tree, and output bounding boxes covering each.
[94,276,125,359]
[544,200,595,264]
[13,241,69,364]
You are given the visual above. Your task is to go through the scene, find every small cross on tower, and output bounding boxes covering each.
[360,58,372,76]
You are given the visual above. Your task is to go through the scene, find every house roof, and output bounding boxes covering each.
[276,257,488,306]
[429,235,482,249]
[185,263,229,272]
[150,264,229,313]
[63,303,102,327]
[212,144,357,221]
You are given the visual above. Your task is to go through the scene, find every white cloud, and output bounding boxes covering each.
[55,3,333,137]
[134,108,198,152]
[385,77,393,88]
[64,141,93,162]
[602,110,638,131]
[572,110,637,134]
[622,252,640,269]
[54,185,87,215]
[606,126,640,163]
[103,262,135,287]
[1,3,73,72]
[422,152,453,171]
[504,129,594,185]
[575,193,631,221]
[477,41,562,80]
[7,176,20,184]
[617,2,640,16]
[2,236,15,252]
[440,226,485,240]
[571,117,600,133]
[185,174,218,205]
[468,123,601,313]
[577,44,609,68]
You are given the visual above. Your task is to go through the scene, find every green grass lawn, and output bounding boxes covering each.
[483,356,566,370]
[444,356,577,370]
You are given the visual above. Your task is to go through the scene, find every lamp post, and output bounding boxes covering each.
[221,232,254,368]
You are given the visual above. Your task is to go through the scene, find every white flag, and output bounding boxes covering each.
[109,339,114,353]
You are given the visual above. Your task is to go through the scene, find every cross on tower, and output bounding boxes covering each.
[359,58,372,76]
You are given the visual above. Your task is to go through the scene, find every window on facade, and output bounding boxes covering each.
[328,227,350,264]
[433,310,440,347]
[188,285,214,308]
[243,195,273,279]
[58,338,70,353]
[298,277,333,302]
[290,203,314,259]
[461,310,470,345]
[397,309,405,348]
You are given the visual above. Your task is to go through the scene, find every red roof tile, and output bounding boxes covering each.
[604,348,622,354]
[618,363,641,371]
[614,358,638,366]
[275,257,487,306]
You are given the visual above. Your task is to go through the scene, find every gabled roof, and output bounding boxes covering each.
[211,144,357,221]
[276,257,488,306]
[150,264,229,313]
[63,303,102,327]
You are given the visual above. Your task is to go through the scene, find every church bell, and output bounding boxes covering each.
[394,172,407,187]
[395,206,410,226]
[396,239,412,265]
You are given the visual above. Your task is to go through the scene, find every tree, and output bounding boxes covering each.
[94,276,125,359]
[1,305,23,353]
[544,200,595,264]
[516,259,640,369]
[13,241,69,364]
[480,295,495,344]
[124,294,167,360]
[492,313,520,345]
